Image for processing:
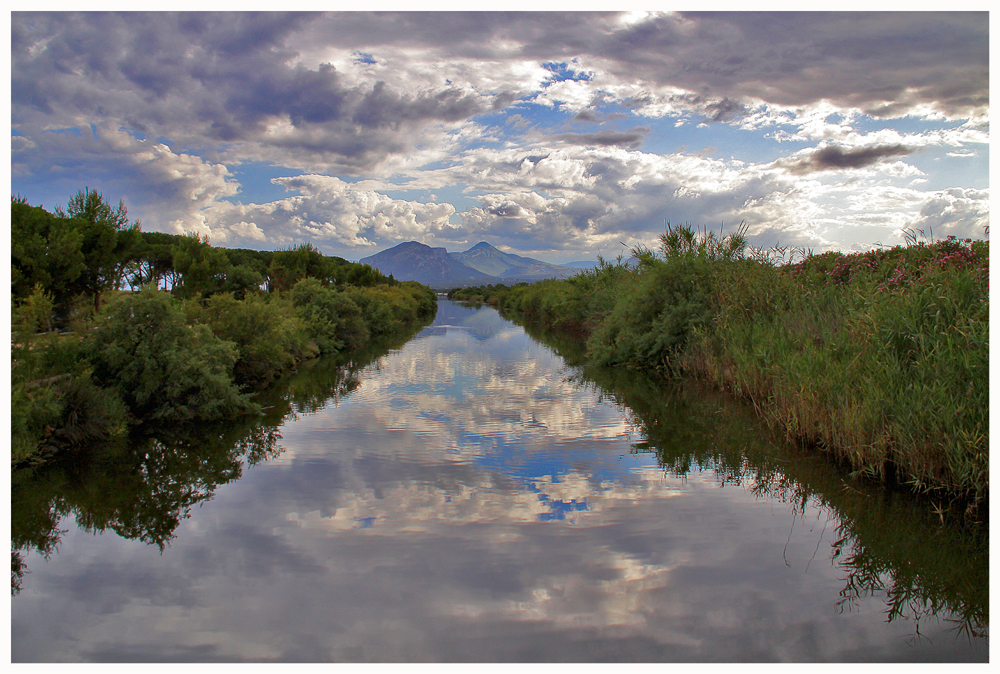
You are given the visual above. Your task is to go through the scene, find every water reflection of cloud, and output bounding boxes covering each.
[276,315,635,477]
[283,466,684,534]
[18,462,951,662]
[11,302,987,662]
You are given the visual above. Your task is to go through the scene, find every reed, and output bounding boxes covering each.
[483,226,989,513]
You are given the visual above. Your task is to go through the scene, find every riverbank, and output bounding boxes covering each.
[12,191,438,469]
[13,283,436,469]
[449,225,989,515]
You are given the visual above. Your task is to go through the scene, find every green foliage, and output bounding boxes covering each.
[11,286,129,466]
[291,277,368,353]
[292,278,436,352]
[269,243,394,292]
[10,383,63,467]
[11,199,86,323]
[486,224,989,511]
[9,190,437,467]
[170,233,232,298]
[185,292,305,386]
[56,188,143,311]
[86,288,257,423]
[587,257,714,374]
[125,231,178,291]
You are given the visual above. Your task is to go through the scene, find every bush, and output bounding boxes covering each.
[291,277,368,353]
[186,292,305,386]
[587,256,715,375]
[11,382,63,466]
[86,288,257,422]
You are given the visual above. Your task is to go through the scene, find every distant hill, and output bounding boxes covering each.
[451,242,579,281]
[359,241,494,287]
[359,241,580,288]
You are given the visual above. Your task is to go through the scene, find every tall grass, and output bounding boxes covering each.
[482,225,989,513]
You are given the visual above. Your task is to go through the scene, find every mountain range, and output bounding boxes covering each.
[359,241,585,288]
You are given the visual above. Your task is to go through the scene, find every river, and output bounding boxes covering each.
[10,299,988,662]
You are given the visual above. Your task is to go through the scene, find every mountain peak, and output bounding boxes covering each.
[359,240,579,288]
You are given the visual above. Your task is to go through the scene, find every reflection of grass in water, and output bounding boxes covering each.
[10,315,433,597]
[517,315,988,642]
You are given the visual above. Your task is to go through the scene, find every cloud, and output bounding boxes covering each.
[703,97,750,123]
[10,121,239,222]
[588,12,988,122]
[551,127,652,150]
[193,175,459,250]
[777,144,915,175]
[14,12,987,171]
[10,12,988,259]
[908,188,990,240]
[11,12,505,176]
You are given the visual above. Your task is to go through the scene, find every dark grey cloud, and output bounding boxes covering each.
[551,127,651,149]
[572,109,630,124]
[778,144,914,175]
[11,11,987,178]
[594,11,988,120]
[11,12,504,174]
[704,97,749,123]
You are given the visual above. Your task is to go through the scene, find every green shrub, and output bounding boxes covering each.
[587,256,714,375]
[291,277,369,353]
[11,382,63,466]
[86,288,257,422]
[186,292,304,386]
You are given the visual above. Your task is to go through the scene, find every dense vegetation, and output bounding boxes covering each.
[11,190,437,468]
[13,327,423,595]
[450,224,989,514]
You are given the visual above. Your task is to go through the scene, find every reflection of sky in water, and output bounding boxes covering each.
[10,301,987,662]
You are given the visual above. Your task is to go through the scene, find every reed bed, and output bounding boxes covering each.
[460,225,989,514]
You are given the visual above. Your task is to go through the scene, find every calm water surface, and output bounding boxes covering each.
[10,300,988,662]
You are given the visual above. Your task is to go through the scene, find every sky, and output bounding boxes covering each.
[9,9,991,264]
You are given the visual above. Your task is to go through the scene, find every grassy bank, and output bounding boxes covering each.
[452,225,989,514]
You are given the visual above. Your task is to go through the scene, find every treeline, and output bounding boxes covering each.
[12,190,395,323]
[450,224,989,513]
[12,190,437,468]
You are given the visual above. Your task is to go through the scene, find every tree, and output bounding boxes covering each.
[125,231,180,292]
[11,198,87,324]
[56,188,143,311]
[171,233,234,298]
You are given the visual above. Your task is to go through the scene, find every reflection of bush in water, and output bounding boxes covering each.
[11,417,281,595]
[519,316,988,641]
[273,315,433,416]
[11,315,432,596]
